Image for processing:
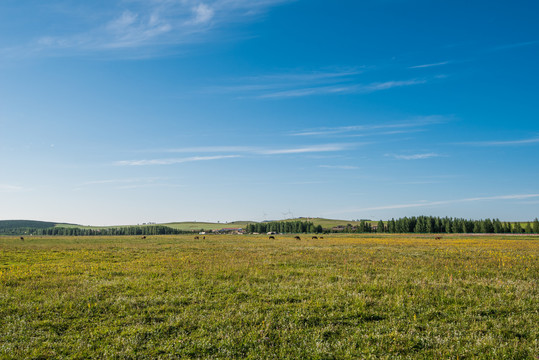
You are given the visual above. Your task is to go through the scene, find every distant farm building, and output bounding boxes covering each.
[213,228,244,234]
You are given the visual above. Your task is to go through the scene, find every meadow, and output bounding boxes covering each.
[0,234,537,359]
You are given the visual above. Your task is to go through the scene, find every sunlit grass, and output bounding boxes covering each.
[1,234,537,359]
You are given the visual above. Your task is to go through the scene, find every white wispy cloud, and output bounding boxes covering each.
[77,177,183,190]
[361,79,427,92]
[258,144,351,155]
[80,177,165,186]
[4,0,293,57]
[331,194,539,213]
[207,69,363,96]
[189,4,215,25]
[319,165,359,170]
[117,143,354,165]
[367,194,539,211]
[490,40,539,51]
[204,66,438,99]
[0,184,25,192]
[457,137,539,146]
[257,79,426,99]
[117,183,184,190]
[290,115,448,137]
[136,143,354,155]
[409,61,451,69]
[159,146,258,153]
[116,155,241,166]
[390,153,441,160]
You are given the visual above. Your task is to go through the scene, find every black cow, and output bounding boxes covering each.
[312,236,318,240]
[269,236,275,239]
[194,236,199,240]
[294,236,301,240]
[20,236,24,241]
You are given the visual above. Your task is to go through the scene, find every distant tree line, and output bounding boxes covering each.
[0,225,191,236]
[246,217,539,234]
[3,217,538,236]
[351,216,539,234]
[245,221,324,234]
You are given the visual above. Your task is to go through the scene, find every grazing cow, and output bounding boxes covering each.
[141,236,146,239]
[319,236,324,239]
[20,236,24,241]
[269,236,275,239]
[294,236,301,240]
[435,236,442,240]
[312,236,318,240]
[203,236,205,239]
[194,236,199,240]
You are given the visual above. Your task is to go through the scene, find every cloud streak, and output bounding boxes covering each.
[204,66,439,99]
[348,194,539,212]
[457,137,539,146]
[258,144,350,155]
[490,40,539,52]
[319,165,359,170]
[0,184,25,192]
[116,143,354,165]
[409,61,451,69]
[256,79,427,98]
[116,155,241,166]
[390,153,441,160]
[77,177,183,190]
[290,115,447,137]
[4,0,293,57]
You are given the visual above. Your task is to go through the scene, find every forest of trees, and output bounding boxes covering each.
[245,217,539,234]
[379,216,539,234]
[244,221,323,234]
[0,225,190,236]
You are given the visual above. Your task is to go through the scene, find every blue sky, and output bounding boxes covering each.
[1,0,538,225]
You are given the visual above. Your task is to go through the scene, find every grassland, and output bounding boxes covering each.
[0,234,537,359]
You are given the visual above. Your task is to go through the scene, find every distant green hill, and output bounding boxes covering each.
[288,217,377,228]
[161,219,375,231]
[0,220,77,235]
[0,220,61,230]
[162,221,252,231]
[0,218,363,234]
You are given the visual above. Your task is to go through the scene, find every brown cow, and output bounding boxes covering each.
[194,236,199,240]
[435,236,442,240]
[141,236,146,239]
[294,236,301,240]
[312,236,318,240]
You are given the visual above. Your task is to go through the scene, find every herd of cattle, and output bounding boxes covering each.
[198,235,324,240]
[18,235,445,241]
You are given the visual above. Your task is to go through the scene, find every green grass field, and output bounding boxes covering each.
[1,234,537,359]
